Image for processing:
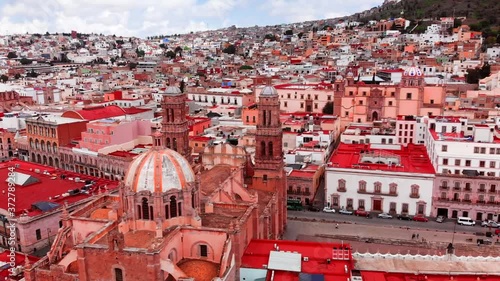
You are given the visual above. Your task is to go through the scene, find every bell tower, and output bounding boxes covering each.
[252,83,284,192]
[160,78,191,162]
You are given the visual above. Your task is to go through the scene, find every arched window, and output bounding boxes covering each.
[267,110,272,125]
[268,141,273,157]
[137,205,142,219]
[260,141,266,157]
[114,268,123,281]
[262,110,267,126]
[166,138,171,148]
[191,190,195,208]
[170,196,177,217]
[178,202,182,216]
[165,204,169,219]
[173,138,177,151]
[142,198,149,220]
[149,206,154,220]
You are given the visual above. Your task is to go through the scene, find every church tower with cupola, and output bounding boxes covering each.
[160,79,191,162]
[251,83,287,238]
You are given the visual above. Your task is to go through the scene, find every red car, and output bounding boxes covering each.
[354,209,370,217]
[413,214,429,222]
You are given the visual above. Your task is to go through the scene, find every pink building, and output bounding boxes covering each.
[79,119,152,152]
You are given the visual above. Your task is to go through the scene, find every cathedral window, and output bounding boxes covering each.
[170,196,177,217]
[149,206,154,220]
[200,244,208,257]
[165,204,169,219]
[141,198,150,220]
[268,142,273,157]
[178,202,182,216]
[114,268,123,281]
[260,141,266,157]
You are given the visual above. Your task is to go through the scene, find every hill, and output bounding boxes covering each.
[351,0,499,40]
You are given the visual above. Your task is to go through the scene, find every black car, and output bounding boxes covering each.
[398,214,412,221]
[308,206,321,212]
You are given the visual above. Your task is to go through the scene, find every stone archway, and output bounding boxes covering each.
[42,155,47,165]
[372,111,379,121]
[49,157,54,167]
[36,154,41,164]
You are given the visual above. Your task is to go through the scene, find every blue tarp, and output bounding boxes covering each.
[32,201,61,212]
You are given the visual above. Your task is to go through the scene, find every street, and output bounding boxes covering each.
[288,210,496,235]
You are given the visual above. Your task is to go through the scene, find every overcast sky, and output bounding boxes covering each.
[0,0,382,37]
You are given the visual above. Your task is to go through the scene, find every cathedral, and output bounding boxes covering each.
[21,83,287,281]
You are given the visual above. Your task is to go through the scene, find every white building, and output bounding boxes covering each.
[325,143,435,216]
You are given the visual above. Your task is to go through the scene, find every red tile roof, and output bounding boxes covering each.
[328,143,435,174]
[241,239,354,281]
[0,160,118,216]
[0,252,39,279]
[61,105,126,121]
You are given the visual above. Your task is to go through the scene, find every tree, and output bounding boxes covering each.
[7,52,17,59]
[174,46,183,57]
[14,73,21,80]
[135,48,145,57]
[0,75,8,83]
[128,62,137,70]
[264,34,276,41]
[239,65,253,70]
[222,44,236,54]
[20,58,32,65]
[165,50,176,59]
[284,30,293,36]
[322,102,334,115]
[179,80,185,93]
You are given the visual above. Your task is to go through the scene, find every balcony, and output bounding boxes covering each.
[478,189,486,193]
[464,187,472,191]
[489,189,497,194]
[337,187,346,192]
[439,186,449,190]
[453,186,461,191]
[357,189,398,197]
[409,193,420,199]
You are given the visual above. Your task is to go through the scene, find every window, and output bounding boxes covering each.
[142,198,150,220]
[442,145,447,152]
[170,196,177,217]
[115,268,123,281]
[490,185,496,192]
[402,203,409,213]
[430,99,434,104]
[327,95,331,101]
[36,229,41,240]
[406,93,412,100]
[263,174,268,181]
[474,147,479,153]
[455,159,460,166]
[479,161,485,168]
[200,245,208,257]
[388,101,393,106]
[314,95,318,100]
[490,148,495,154]
[389,202,396,212]
[490,162,496,168]
[410,185,419,197]
[359,100,363,105]
[300,103,304,108]
[314,103,318,109]
[284,101,288,107]
[391,91,395,97]
[389,183,397,194]
[480,147,486,154]
[349,91,353,96]
[358,181,366,192]
[465,160,471,167]
[443,158,448,165]
[345,111,349,117]
[338,179,346,190]
[346,199,353,209]
[358,199,365,209]
[332,196,339,207]
[374,182,381,193]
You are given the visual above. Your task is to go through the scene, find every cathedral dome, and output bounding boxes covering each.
[163,86,182,95]
[124,148,194,193]
[260,86,278,96]
[403,65,423,77]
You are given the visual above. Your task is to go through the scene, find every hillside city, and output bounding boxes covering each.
[0,5,500,281]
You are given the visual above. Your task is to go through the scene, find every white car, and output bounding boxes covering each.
[377,213,393,219]
[481,220,499,228]
[339,209,353,215]
[323,207,336,213]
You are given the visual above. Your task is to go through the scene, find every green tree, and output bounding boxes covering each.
[322,102,334,115]
[165,50,176,59]
[128,62,137,70]
[14,73,21,79]
[222,44,236,54]
[135,48,145,57]
[0,75,8,83]
[239,65,253,70]
[7,52,17,59]
[20,58,32,65]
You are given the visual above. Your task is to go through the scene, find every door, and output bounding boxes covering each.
[451,210,458,219]
[417,204,425,215]
[476,213,483,221]
[437,208,449,218]
[373,199,382,211]
[463,211,469,217]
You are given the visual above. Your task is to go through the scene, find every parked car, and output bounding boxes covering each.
[481,220,499,228]
[323,207,336,213]
[339,208,353,215]
[436,215,445,223]
[377,213,393,219]
[308,206,320,212]
[397,214,412,221]
[354,209,370,217]
[457,217,476,226]
[413,214,429,222]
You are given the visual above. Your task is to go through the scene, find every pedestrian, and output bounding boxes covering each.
[335,223,339,229]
